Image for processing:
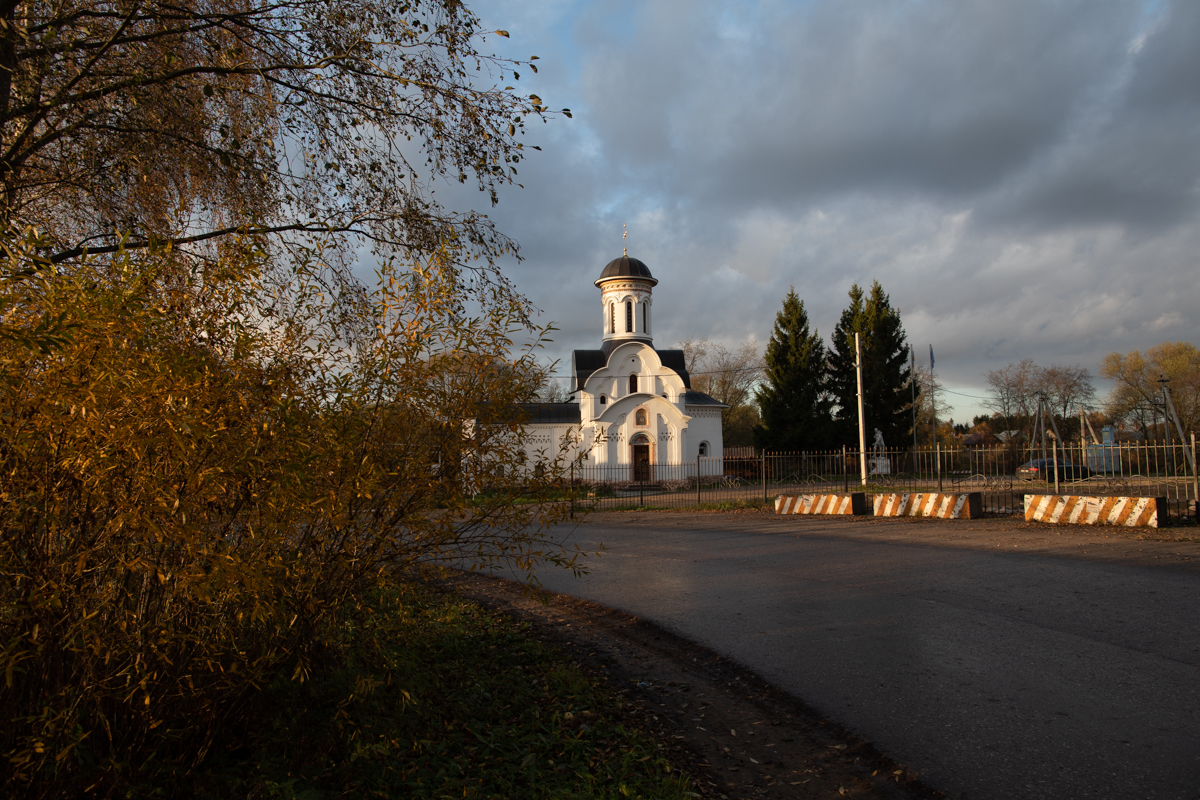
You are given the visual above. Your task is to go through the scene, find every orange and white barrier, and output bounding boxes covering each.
[872,492,982,519]
[1023,495,1166,528]
[775,493,869,516]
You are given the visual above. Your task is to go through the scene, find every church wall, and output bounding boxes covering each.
[685,406,725,475]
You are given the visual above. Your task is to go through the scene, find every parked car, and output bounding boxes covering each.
[1017,458,1093,482]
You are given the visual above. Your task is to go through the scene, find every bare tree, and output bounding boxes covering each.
[984,359,1039,436]
[679,337,765,447]
[1041,365,1096,421]
[534,376,572,403]
[985,360,1094,440]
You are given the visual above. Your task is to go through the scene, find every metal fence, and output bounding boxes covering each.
[570,440,1200,523]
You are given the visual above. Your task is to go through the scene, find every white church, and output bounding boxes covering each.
[520,254,726,480]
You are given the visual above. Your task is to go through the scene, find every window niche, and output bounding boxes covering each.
[625,300,632,333]
[628,373,638,394]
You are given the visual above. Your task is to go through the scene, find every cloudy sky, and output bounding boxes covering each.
[454,0,1198,420]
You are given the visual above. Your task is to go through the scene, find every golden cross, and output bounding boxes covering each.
[623,224,627,256]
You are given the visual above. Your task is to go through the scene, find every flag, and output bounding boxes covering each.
[929,345,935,371]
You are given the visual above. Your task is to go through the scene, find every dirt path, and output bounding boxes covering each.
[452,571,944,799]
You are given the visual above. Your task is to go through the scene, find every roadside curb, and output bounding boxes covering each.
[774,493,869,515]
[773,492,982,519]
[1024,494,1167,527]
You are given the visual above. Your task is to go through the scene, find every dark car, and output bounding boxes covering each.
[1017,458,1092,482]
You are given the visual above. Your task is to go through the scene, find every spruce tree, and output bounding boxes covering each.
[753,289,835,451]
[827,281,916,447]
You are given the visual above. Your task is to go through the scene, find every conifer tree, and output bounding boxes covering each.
[827,281,915,447]
[753,289,835,451]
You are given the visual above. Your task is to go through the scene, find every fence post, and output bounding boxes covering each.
[1193,432,1198,523]
[696,454,701,507]
[762,451,767,503]
[936,442,942,492]
[843,445,848,492]
[570,461,574,520]
[1052,439,1060,495]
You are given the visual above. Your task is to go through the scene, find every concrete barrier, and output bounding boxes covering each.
[775,493,870,515]
[872,492,982,519]
[1023,494,1166,528]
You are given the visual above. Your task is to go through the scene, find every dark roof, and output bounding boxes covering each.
[571,350,608,392]
[595,255,658,286]
[571,348,692,392]
[656,349,690,387]
[683,390,727,408]
[600,337,652,359]
[517,402,581,424]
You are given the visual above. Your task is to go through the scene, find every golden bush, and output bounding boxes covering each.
[0,229,576,794]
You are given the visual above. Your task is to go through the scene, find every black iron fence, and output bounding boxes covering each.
[569,440,1200,523]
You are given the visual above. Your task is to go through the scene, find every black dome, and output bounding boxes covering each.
[595,255,657,286]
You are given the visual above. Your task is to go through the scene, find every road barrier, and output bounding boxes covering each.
[872,492,982,519]
[1023,494,1166,528]
[774,493,869,515]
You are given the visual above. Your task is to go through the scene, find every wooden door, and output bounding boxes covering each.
[633,444,651,482]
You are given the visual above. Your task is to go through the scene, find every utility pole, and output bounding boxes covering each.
[910,345,917,453]
[929,345,937,444]
[929,344,940,489]
[1158,375,1171,440]
[856,333,868,487]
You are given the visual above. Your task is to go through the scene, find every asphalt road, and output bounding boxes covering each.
[529,512,1200,800]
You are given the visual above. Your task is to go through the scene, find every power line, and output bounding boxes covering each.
[939,388,992,400]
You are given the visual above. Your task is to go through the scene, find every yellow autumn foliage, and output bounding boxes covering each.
[0,229,578,794]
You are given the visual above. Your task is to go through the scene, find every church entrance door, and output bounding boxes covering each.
[631,435,652,482]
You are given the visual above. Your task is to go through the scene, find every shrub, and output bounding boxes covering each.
[0,229,578,795]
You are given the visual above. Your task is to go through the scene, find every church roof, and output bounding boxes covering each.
[517,402,582,424]
[682,390,728,408]
[595,255,658,286]
[571,348,691,392]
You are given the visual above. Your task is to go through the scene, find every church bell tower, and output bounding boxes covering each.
[596,254,657,353]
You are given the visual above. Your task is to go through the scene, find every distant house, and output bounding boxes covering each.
[519,254,726,480]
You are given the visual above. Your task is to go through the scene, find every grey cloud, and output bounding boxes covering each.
[440,0,1200,415]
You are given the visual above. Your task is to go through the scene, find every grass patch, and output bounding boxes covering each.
[190,583,695,800]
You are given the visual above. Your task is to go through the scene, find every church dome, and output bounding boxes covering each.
[595,255,658,287]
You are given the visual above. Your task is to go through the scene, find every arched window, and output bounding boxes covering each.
[599,395,607,405]
[699,441,709,457]
[609,302,614,333]
[642,303,647,333]
[628,373,638,394]
[625,301,632,332]
[635,408,647,426]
